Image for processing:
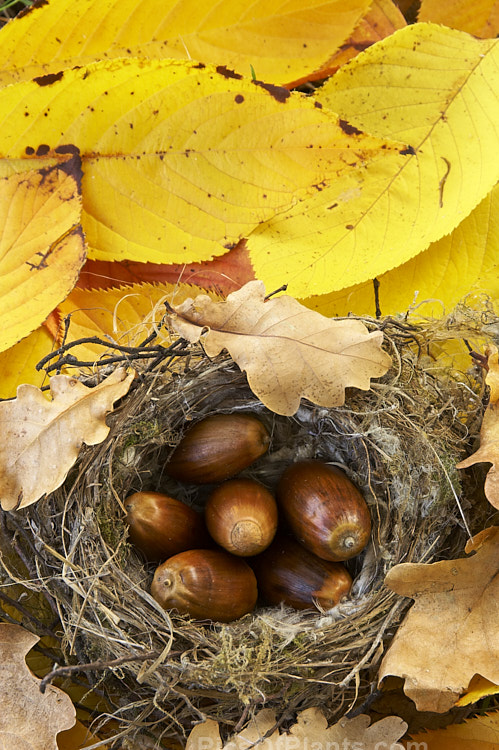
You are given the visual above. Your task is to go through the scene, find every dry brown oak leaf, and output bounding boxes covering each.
[457,343,499,510]
[168,280,391,416]
[378,526,499,713]
[186,706,407,750]
[0,623,75,750]
[0,367,134,510]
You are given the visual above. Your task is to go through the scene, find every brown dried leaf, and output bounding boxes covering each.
[169,280,391,416]
[0,368,134,510]
[186,707,407,750]
[0,624,75,750]
[378,526,499,712]
[457,344,499,509]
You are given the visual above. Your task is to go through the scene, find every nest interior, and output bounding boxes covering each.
[0,315,488,747]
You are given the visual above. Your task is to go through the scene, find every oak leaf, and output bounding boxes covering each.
[0,367,134,510]
[456,344,499,510]
[0,154,86,353]
[0,624,75,750]
[168,280,391,416]
[378,526,499,712]
[409,711,499,749]
[186,707,407,750]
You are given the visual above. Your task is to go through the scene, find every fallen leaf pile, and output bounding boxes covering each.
[169,280,391,415]
[0,623,75,750]
[185,707,407,750]
[378,526,499,712]
[0,367,134,510]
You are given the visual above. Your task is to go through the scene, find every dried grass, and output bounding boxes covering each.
[0,311,491,747]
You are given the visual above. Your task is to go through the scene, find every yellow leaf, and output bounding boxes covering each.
[0,154,86,353]
[0,367,134,510]
[378,526,499,713]
[0,0,371,88]
[408,712,499,749]
[302,183,499,318]
[419,0,499,38]
[457,674,499,706]
[54,282,220,366]
[0,58,401,265]
[0,327,54,399]
[248,24,499,298]
[0,623,76,749]
[168,280,391,416]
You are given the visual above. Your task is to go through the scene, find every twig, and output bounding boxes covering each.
[40,650,160,693]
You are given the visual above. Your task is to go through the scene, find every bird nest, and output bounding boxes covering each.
[0,311,489,748]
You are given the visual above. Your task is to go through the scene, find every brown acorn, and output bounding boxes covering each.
[276,460,371,561]
[165,413,270,484]
[205,479,278,556]
[125,491,207,562]
[251,535,352,610]
[151,548,258,622]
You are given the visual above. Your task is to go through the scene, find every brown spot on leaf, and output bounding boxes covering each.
[346,224,354,230]
[36,144,50,156]
[339,119,363,136]
[33,71,64,86]
[25,146,35,155]
[400,145,416,156]
[314,101,322,108]
[253,80,290,103]
[235,94,244,104]
[216,65,242,80]
[18,0,47,17]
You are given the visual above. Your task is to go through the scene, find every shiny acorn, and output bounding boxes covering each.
[125,491,207,562]
[276,460,371,561]
[251,535,352,610]
[151,548,258,622]
[205,479,278,556]
[165,413,270,484]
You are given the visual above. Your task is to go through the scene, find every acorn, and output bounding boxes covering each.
[125,491,208,562]
[205,479,278,556]
[251,535,352,610]
[276,460,371,561]
[151,549,258,622]
[165,413,270,484]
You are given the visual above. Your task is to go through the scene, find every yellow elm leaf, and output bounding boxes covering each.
[248,24,499,298]
[0,326,55,400]
[54,282,221,366]
[456,675,499,706]
[378,526,499,713]
[0,58,401,266]
[408,712,499,749]
[168,280,391,416]
[0,154,86,353]
[302,183,499,318]
[0,0,371,88]
[0,623,76,750]
[0,367,134,510]
[419,0,499,38]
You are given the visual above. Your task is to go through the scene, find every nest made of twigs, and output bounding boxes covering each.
[0,312,490,747]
